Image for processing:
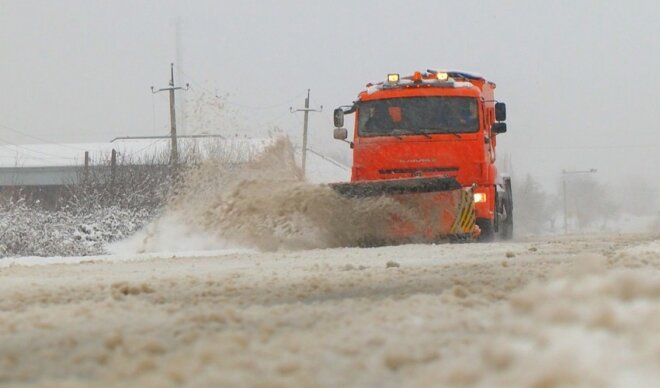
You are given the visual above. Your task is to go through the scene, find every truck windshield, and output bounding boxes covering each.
[357,97,479,137]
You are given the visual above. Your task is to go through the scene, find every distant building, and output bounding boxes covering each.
[0,135,272,203]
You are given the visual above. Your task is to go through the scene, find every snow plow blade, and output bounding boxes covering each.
[330,177,478,243]
[330,176,461,197]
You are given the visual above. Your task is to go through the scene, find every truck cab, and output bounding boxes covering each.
[333,70,512,240]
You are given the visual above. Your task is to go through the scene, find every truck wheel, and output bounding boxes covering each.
[500,210,513,240]
[500,178,514,240]
[500,200,513,240]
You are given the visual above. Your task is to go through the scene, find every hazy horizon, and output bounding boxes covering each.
[1,0,658,192]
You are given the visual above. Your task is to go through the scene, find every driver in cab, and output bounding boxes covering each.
[364,105,394,133]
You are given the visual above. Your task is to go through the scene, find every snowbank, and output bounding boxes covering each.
[0,202,155,258]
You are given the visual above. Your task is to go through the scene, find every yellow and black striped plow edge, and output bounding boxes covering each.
[450,190,476,235]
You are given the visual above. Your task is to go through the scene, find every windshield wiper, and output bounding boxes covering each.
[439,129,462,139]
[390,128,410,139]
[417,130,432,139]
[392,128,431,139]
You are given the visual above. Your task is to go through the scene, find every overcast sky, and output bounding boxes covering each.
[1,0,658,190]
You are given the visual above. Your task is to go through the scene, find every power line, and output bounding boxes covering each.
[0,155,74,162]
[305,147,350,170]
[0,123,88,151]
[114,139,164,159]
[0,137,77,160]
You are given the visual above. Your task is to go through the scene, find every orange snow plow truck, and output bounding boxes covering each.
[330,70,512,242]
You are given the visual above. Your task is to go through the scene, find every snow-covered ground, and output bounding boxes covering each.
[0,233,658,386]
[2,139,658,386]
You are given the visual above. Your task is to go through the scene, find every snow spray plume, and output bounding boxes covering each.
[162,137,413,251]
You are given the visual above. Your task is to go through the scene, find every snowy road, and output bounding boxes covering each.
[1,233,659,387]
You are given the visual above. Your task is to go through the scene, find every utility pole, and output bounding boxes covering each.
[174,17,186,135]
[562,177,568,234]
[290,89,322,178]
[83,151,89,185]
[151,63,189,168]
[561,168,597,234]
[110,149,117,186]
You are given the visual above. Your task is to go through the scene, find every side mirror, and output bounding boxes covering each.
[492,122,507,134]
[495,102,506,122]
[333,108,344,128]
[333,127,348,140]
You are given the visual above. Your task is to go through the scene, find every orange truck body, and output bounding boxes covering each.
[332,70,512,242]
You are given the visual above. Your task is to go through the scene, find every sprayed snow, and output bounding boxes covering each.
[116,137,414,253]
[303,150,350,184]
[108,213,253,255]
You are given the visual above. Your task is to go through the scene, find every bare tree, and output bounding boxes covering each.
[614,175,659,217]
[514,174,555,234]
[565,176,620,230]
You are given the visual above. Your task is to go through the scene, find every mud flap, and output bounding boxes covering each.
[449,189,477,236]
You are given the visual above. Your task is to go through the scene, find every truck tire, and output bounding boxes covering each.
[500,178,514,240]
[500,205,513,240]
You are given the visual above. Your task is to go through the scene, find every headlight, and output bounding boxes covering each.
[387,73,400,84]
[473,193,487,203]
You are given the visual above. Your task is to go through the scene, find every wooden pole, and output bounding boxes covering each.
[84,151,89,185]
[111,149,117,186]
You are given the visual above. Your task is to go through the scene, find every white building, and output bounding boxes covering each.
[0,135,273,188]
